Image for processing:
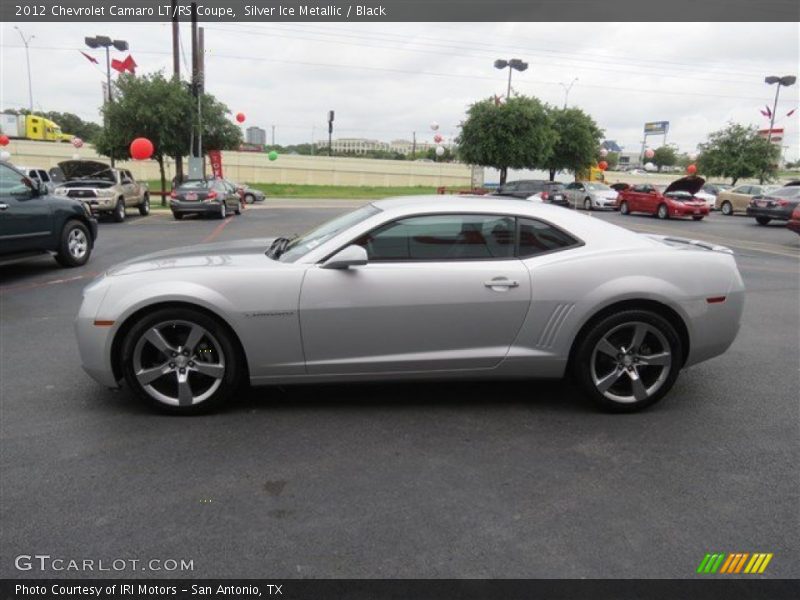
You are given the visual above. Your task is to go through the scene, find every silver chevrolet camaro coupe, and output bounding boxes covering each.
[76,196,744,414]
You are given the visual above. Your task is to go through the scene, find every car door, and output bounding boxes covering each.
[728,186,752,212]
[298,213,532,374]
[564,182,579,206]
[0,163,53,254]
[119,170,135,206]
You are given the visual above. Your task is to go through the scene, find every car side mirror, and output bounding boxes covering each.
[321,245,368,270]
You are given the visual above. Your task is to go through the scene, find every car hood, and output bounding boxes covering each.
[106,238,278,277]
[665,176,705,195]
[57,160,113,181]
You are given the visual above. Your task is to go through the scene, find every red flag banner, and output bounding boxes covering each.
[208,150,224,178]
[111,59,126,73]
[123,55,137,74]
[80,51,98,64]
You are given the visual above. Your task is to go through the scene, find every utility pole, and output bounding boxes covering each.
[13,27,34,112]
[198,25,205,174]
[188,2,203,179]
[171,0,183,184]
[412,131,416,159]
[328,110,334,157]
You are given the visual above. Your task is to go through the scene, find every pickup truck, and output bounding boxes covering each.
[53,160,150,222]
[0,161,98,267]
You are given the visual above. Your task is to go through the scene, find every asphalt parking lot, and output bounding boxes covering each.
[1,201,798,579]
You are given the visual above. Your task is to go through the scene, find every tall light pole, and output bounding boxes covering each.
[85,35,128,167]
[559,78,578,108]
[764,75,797,145]
[494,58,529,99]
[14,27,34,112]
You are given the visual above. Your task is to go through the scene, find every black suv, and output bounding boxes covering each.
[0,161,98,267]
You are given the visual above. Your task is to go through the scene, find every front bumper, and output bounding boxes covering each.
[84,197,116,213]
[670,204,709,217]
[592,196,619,209]
[746,206,793,221]
[170,199,223,214]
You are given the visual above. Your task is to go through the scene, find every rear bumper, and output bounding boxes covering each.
[746,206,792,221]
[170,200,222,214]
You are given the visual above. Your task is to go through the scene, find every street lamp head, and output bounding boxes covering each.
[494,59,509,70]
[113,40,129,52]
[94,35,113,47]
[509,58,529,72]
[779,75,797,86]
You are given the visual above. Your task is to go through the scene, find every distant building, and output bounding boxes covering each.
[602,140,623,153]
[245,126,266,146]
[316,137,450,155]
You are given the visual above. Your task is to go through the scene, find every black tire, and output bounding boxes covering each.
[138,194,150,216]
[112,198,126,223]
[172,211,183,220]
[620,201,630,215]
[54,219,92,267]
[755,216,771,226]
[584,197,593,211]
[234,201,241,215]
[721,201,733,216]
[120,307,244,414]
[571,309,683,413]
[657,204,669,219]
[692,215,704,221]
[244,193,255,204]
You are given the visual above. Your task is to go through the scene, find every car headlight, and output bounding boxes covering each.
[97,189,116,197]
[55,187,67,195]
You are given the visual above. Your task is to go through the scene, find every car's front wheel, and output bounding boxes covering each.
[120,308,244,414]
[584,197,593,211]
[112,198,126,223]
[55,220,92,267]
[657,204,669,219]
[620,201,630,215]
[572,310,682,412]
[138,194,150,216]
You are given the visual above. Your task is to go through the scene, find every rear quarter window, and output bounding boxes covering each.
[518,218,579,258]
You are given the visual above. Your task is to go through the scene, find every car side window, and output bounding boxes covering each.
[734,186,749,194]
[632,184,647,192]
[37,170,50,182]
[518,218,579,258]
[0,164,31,196]
[356,214,516,261]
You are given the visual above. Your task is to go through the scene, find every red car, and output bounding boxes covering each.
[787,205,800,235]
[618,177,709,220]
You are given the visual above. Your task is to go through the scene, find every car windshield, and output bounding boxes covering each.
[654,185,667,193]
[770,187,800,198]
[277,204,382,263]
[586,183,611,191]
[178,180,212,190]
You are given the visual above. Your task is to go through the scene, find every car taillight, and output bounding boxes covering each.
[775,199,789,206]
[541,191,549,200]
[170,191,177,198]
[207,190,217,199]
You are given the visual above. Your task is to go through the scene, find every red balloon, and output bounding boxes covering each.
[433,133,443,143]
[0,134,9,146]
[72,137,84,149]
[130,137,154,160]
[236,112,246,123]
[687,164,698,175]
[598,160,608,171]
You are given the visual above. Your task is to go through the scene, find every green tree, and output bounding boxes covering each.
[697,123,781,185]
[457,96,556,184]
[94,72,242,203]
[604,151,619,170]
[652,146,678,172]
[544,107,604,181]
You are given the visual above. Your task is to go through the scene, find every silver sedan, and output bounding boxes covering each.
[76,196,744,414]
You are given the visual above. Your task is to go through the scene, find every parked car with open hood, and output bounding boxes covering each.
[746,186,800,226]
[617,177,709,220]
[0,161,98,267]
[563,181,619,210]
[715,184,778,216]
[53,160,149,222]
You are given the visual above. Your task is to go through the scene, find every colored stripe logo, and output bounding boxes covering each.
[697,553,773,574]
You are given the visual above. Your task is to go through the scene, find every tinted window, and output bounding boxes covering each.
[37,170,50,182]
[632,184,648,192]
[178,180,211,190]
[733,186,750,194]
[518,218,578,258]
[0,164,30,195]
[357,214,516,261]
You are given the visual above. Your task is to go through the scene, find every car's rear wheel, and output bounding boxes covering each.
[620,201,630,215]
[573,310,682,412]
[55,220,92,267]
[234,201,241,215]
[584,197,592,211]
[138,194,150,216]
[657,204,669,219]
[244,193,255,204]
[121,308,243,414]
[692,215,704,221]
[755,216,771,226]
[172,211,183,220]
[112,198,126,223]
[720,201,733,215]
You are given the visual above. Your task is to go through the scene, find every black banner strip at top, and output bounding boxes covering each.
[3,579,800,600]
[2,0,799,22]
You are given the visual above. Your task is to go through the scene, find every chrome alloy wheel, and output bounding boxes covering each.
[68,228,88,260]
[590,321,672,404]
[132,320,226,406]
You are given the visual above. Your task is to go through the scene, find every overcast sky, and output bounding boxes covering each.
[1,21,798,160]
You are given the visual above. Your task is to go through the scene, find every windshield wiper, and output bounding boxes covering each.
[266,235,296,259]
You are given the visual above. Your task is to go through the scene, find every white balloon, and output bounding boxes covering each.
[430,121,439,131]
[72,153,81,160]
[435,145,445,156]
[644,162,656,171]
[599,148,608,157]
[688,153,698,161]
[0,150,10,161]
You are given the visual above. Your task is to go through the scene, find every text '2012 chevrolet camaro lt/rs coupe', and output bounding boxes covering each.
[76,196,744,414]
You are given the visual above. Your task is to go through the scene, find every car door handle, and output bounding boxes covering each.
[484,278,519,289]
[0,203,8,210]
